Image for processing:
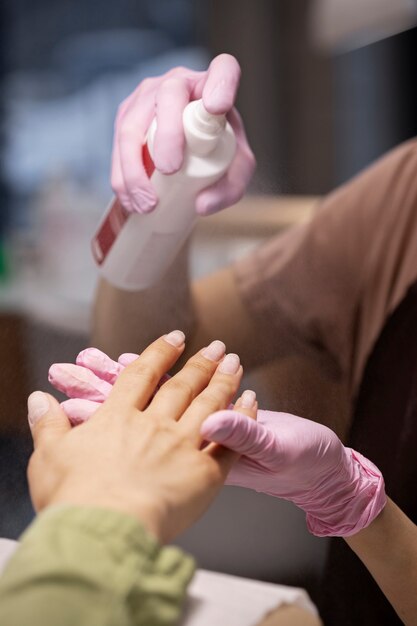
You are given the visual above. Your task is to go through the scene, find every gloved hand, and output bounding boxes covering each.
[201,409,386,537]
[49,348,140,423]
[112,53,255,215]
[49,350,386,537]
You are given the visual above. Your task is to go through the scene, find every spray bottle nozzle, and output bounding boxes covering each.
[193,100,226,136]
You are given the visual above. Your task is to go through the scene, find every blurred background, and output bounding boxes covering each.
[1,0,417,604]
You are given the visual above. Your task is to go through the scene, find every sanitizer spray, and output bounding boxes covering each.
[92,99,236,291]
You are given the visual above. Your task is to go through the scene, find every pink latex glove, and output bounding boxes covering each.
[49,348,140,424]
[201,409,386,537]
[112,53,256,215]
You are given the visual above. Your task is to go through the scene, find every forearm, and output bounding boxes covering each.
[345,497,417,625]
[0,506,195,626]
[92,232,278,370]
[93,240,196,358]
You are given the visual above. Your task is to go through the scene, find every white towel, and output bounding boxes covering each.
[180,569,318,626]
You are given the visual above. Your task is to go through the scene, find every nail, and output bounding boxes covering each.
[201,340,226,362]
[163,330,185,347]
[240,389,257,409]
[218,353,240,375]
[28,391,50,427]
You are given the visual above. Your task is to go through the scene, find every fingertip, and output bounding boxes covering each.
[203,89,233,116]
[118,353,139,367]
[153,137,184,175]
[234,390,257,420]
[130,191,158,214]
[163,329,186,348]
[195,195,222,216]
[123,176,158,214]
[28,391,50,428]
[217,353,241,376]
[76,347,100,366]
[203,54,241,114]
[61,399,100,425]
[48,363,62,384]
[48,363,75,391]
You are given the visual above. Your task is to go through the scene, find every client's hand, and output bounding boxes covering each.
[28,332,255,543]
[202,409,386,537]
[50,347,386,536]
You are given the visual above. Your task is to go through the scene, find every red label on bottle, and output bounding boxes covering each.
[91,198,129,265]
[91,142,155,265]
[142,141,155,178]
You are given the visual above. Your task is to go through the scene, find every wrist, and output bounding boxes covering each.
[48,486,166,543]
[305,448,387,537]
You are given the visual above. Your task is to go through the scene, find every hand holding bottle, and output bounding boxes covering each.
[29,332,255,544]
[111,53,255,216]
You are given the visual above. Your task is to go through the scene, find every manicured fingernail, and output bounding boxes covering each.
[240,389,257,409]
[28,391,50,427]
[218,353,240,375]
[164,330,185,347]
[201,340,226,362]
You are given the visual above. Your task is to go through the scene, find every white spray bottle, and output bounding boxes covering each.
[92,99,236,291]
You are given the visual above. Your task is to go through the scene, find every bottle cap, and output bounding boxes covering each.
[193,100,226,136]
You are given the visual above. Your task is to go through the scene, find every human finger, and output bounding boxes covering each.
[153,76,191,174]
[202,53,241,115]
[28,392,71,449]
[110,98,134,211]
[48,363,112,401]
[105,330,185,412]
[178,353,243,442]
[118,353,139,367]
[196,108,256,215]
[116,85,158,214]
[147,340,226,420]
[76,348,123,384]
[61,399,101,425]
[201,409,272,462]
[202,390,258,472]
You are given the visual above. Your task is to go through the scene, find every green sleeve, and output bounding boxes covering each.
[0,505,195,626]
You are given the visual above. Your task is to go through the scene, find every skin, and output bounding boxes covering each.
[346,498,417,626]
[94,257,350,440]
[27,333,256,544]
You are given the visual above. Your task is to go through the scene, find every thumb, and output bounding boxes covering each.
[28,391,71,449]
[201,410,272,461]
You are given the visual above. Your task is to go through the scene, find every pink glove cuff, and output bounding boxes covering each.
[305,449,387,537]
